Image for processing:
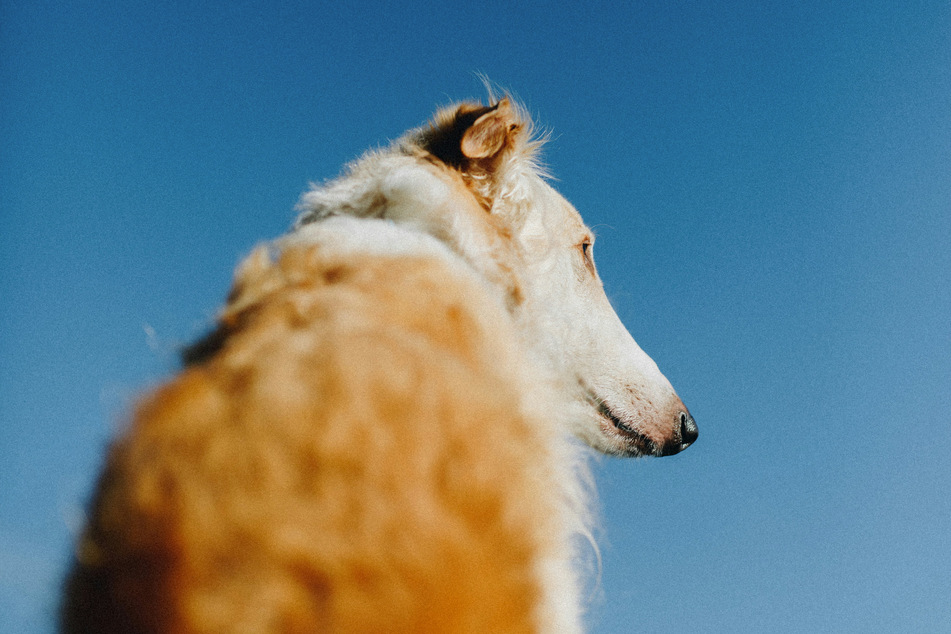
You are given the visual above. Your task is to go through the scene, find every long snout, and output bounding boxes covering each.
[577,288,698,458]
[659,409,698,456]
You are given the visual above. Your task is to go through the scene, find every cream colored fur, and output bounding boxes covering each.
[62,96,695,633]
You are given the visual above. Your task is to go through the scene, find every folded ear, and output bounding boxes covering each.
[412,98,522,169]
[460,98,518,159]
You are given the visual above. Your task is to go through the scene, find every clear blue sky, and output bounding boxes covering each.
[2,1,949,632]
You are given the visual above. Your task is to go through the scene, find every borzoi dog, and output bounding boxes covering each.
[63,97,696,633]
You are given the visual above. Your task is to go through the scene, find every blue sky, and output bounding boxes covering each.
[2,1,949,632]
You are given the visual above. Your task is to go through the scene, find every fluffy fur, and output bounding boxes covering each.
[63,96,696,633]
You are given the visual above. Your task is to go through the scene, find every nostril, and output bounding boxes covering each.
[659,412,699,456]
[679,411,698,446]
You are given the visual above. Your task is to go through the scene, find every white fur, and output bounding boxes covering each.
[295,108,692,458]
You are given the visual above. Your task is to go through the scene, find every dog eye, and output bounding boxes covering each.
[579,240,595,274]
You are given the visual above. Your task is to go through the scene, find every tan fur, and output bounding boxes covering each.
[64,246,566,633]
[63,95,695,633]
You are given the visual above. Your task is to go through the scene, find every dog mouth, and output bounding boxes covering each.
[583,388,658,457]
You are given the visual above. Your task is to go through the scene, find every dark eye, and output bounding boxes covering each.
[580,239,595,274]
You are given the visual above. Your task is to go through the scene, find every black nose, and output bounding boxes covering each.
[680,411,698,446]
[659,411,698,456]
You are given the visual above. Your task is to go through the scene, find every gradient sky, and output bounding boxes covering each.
[2,1,949,632]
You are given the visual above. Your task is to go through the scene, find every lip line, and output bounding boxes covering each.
[582,387,657,455]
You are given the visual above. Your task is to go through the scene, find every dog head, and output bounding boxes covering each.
[295,98,697,458]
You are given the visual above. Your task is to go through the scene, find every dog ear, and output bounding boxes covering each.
[460,98,518,159]
[414,98,521,169]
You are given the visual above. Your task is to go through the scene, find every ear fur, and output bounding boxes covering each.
[411,98,521,169]
[460,98,518,159]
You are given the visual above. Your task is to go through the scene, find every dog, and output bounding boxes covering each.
[62,96,697,633]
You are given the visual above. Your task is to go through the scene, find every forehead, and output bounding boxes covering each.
[508,176,591,250]
[537,178,590,236]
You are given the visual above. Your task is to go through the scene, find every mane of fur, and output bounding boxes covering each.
[293,99,598,621]
[293,97,595,572]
